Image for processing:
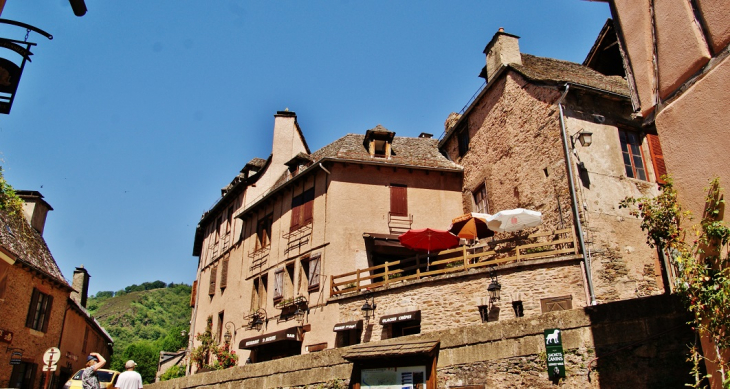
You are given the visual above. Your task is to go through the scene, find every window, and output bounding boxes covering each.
[217,311,224,344]
[473,184,488,214]
[208,265,217,296]
[290,188,314,232]
[540,295,573,313]
[457,126,469,156]
[0,258,9,301]
[646,133,667,184]
[251,275,267,311]
[619,129,647,180]
[390,184,408,217]
[226,207,234,233]
[26,288,53,332]
[256,214,273,250]
[214,217,222,242]
[9,361,37,389]
[336,329,362,348]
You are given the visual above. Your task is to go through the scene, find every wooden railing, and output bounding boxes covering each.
[330,227,579,297]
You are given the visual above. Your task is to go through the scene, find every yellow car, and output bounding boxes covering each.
[62,368,120,389]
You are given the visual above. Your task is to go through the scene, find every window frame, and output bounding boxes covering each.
[473,184,488,214]
[26,288,53,332]
[307,254,321,291]
[389,184,408,217]
[618,128,647,181]
[256,214,273,250]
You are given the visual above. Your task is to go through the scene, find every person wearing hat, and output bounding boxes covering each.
[114,360,143,389]
[81,352,106,389]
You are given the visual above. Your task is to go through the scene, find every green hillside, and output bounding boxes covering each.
[87,282,192,383]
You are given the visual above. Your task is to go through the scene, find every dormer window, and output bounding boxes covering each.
[364,125,395,159]
[285,153,313,178]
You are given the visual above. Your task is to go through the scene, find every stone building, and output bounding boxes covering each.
[189,111,463,368]
[0,191,112,388]
[438,28,667,311]
[588,2,730,387]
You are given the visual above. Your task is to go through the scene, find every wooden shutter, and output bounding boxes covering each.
[390,185,408,217]
[274,270,283,299]
[209,266,217,296]
[290,195,302,232]
[308,255,321,289]
[646,133,667,184]
[26,289,40,328]
[190,281,198,307]
[41,294,53,332]
[302,188,314,225]
[220,257,229,289]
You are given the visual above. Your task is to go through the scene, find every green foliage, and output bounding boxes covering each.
[159,364,185,381]
[0,167,23,215]
[95,291,114,299]
[87,283,192,383]
[621,177,730,387]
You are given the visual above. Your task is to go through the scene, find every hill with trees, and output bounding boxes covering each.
[87,281,191,383]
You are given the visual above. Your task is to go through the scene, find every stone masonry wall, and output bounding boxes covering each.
[146,294,693,389]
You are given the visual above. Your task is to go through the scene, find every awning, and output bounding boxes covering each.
[238,327,301,349]
[342,339,439,361]
[379,310,421,325]
[333,320,363,332]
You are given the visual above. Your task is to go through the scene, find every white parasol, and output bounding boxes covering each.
[486,208,542,233]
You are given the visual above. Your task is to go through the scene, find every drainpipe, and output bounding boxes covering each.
[557,83,596,305]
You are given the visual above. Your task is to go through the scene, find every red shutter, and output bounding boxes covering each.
[190,281,198,307]
[302,188,314,225]
[646,133,667,184]
[390,185,408,217]
[290,195,302,232]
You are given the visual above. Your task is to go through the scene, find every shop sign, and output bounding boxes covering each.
[239,327,300,349]
[544,328,565,379]
[379,311,421,325]
[333,320,363,332]
[10,351,22,365]
[0,328,13,344]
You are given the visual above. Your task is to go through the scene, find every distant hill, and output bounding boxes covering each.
[87,282,192,383]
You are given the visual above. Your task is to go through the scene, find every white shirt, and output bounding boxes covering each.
[115,370,143,389]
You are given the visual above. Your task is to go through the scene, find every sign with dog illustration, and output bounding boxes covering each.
[543,328,565,379]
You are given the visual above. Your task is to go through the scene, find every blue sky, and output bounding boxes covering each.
[0,1,610,295]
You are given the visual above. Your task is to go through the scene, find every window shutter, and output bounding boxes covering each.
[209,266,217,296]
[26,289,40,328]
[646,133,667,184]
[190,281,198,307]
[309,256,321,289]
[41,294,53,332]
[302,188,314,225]
[290,195,302,232]
[274,271,283,299]
[220,257,229,289]
[390,185,408,217]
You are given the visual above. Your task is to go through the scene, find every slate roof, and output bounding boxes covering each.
[0,209,67,286]
[513,53,630,96]
[311,134,461,170]
[243,157,267,170]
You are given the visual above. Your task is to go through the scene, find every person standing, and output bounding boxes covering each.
[81,352,106,389]
[115,360,143,389]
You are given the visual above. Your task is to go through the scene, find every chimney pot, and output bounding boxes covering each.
[71,266,91,308]
[15,191,53,236]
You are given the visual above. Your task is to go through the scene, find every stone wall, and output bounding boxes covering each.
[147,294,693,389]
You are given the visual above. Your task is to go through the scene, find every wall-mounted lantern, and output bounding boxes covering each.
[224,321,237,345]
[487,267,501,303]
[361,292,377,320]
[571,129,593,148]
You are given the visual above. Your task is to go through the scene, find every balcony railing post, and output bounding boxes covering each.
[330,275,334,296]
[385,262,390,286]
[463,245,468,271]
[416,255,421,280]
[356,271,361,292]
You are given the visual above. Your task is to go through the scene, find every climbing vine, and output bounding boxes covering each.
[0,167,23,215]
[620,177,730,388]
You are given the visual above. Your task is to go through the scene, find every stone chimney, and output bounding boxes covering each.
[71,265,91,308]
[480,27,522,83]
[271,109,309,168]
[15,191,53,236]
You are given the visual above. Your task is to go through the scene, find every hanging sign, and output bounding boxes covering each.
[544,328,565,379]
[10,351,22,365]
[0,328,13,344]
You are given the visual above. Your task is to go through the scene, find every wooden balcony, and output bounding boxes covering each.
[330,227,579,297]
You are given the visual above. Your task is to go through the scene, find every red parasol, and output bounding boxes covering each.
[398,228,460,252]
[449,212,495,240]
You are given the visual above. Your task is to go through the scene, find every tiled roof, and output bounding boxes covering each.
[0,210,67,285]
[342,339,439,360]
[244,157,267,169]
[311,134,461,170]
[512,53,630,96]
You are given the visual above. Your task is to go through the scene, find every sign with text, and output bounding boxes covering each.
[379,311,421,325]
[544,328,565,379]
[10,351,22,365]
